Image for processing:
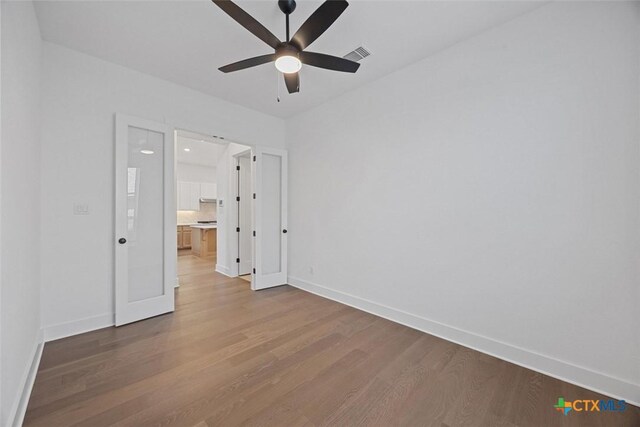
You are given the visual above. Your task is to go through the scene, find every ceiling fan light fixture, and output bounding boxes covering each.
[275,55,302,74]
[213,0,358,94]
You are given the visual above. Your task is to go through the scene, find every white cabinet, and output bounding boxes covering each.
[177,182,189,210]
[177,181,201,211]
[189,183,201,208]
[200,183,217,200]
[177,181,217,210]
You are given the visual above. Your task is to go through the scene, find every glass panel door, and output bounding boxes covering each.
[252,147,287,290]
[127,126,165,302]
[115,114,175,326]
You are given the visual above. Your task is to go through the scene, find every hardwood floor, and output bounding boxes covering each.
[25,255,639,426]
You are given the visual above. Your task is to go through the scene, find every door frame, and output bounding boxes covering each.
[114,114,176,326]
[234,149,253,278]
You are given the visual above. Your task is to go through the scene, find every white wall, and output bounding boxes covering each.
[286,2,640,403]
[40,42,285,340]
[1,1,43,425]
[176,162,216,184]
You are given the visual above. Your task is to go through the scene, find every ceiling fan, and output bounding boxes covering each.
[212,0,360,94]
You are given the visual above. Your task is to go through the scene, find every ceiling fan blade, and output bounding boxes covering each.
[284,72,300,93]
[299,51,360,73]
[219,54,276,73]
[212,0,281,49]
[290,0,348,51]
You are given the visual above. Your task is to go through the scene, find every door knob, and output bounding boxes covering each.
[282,229,287,234]
[118,238,127,244]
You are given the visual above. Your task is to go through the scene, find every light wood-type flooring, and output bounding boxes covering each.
[24,254,639,426]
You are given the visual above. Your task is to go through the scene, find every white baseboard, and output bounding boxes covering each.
[44,313,114,342]
[287,276,640,406]
[8,330,44,427]
[215,264,231,277]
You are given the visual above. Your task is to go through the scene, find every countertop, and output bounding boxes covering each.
[189,224,217,230]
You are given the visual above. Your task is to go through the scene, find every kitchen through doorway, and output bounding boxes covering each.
[173,128,285,291]
[175,130,225,276]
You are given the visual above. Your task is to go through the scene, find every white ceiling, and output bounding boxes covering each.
[176,130,226,167]
[34,1,545,118]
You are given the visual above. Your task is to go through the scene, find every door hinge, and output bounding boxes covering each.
[253,268,256,274]
[236,165,240,171]
[236,196,240,202]
[252,230,256,237]
[253,155,256,161]
[236,227,240,232]
[253,193,256,199]
[236,258,240,263]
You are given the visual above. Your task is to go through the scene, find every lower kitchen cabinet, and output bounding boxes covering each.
[177,226,192,249]
[183,229,192,247]
[191,227,217,257]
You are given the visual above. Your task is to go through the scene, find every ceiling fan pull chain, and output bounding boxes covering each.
[276,69,281,103]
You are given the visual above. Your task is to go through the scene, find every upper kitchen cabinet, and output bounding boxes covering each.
[177,181,218,210]
[177,181,201,211]
[200,183,217,200]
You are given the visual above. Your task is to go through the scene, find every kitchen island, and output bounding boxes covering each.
[190,224,217,257]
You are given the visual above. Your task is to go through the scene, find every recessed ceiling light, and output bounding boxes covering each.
[184,148,191,152]
[140,149,154,155]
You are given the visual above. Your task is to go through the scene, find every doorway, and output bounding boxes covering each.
[175,130,225,278]
[115,115,288,327]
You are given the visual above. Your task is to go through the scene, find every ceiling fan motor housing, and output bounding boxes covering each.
[276,43,299,59]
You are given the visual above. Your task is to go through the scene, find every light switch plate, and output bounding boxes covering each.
[73,203,90,215]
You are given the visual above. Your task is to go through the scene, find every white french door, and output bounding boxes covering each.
[251,147,288,290]
[115,114,176,326]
